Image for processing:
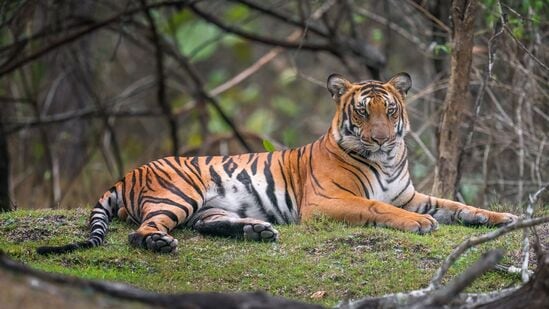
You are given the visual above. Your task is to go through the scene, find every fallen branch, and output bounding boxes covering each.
[416,250,503,308]
[0,250,321,309]
[341,250,517,309]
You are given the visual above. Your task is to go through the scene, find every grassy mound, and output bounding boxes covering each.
[0,208,527,306]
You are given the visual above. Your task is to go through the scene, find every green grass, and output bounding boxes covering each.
[0,208,529,306]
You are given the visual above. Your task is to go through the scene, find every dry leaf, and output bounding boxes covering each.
[310,290,326,299]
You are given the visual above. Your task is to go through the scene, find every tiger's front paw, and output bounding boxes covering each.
[459,209,518,227]
[391,214,439,234]
[489,212,518,227]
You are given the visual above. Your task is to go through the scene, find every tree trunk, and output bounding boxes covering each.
[431,0,477,199]
[0,121,10,212]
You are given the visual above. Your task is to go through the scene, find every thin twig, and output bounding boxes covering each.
[188,3,333,52]
[404,0,451,33]
[140,0,179,156]
[0,1,190,77]
[503,25,549,72]
[494,263,533,277]
[5,109,163,135]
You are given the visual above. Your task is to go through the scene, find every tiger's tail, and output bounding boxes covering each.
[37,184,121,255]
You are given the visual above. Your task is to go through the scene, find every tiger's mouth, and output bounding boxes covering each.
[337,125,397,159]
[360,138,395,153]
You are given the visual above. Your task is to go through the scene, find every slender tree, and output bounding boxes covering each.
[432,0,478,199]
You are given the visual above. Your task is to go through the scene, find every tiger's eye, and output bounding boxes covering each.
[356,99,368,117]
[356,108,367,117]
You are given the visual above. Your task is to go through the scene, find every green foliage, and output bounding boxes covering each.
[282,128,298,147]
[175,19,221,62]
[433,43,451,56]
[277,68,297,86]
[0,209,529,307]
[272,96,300,117]
[371,28,384,43]
[482,0,544,40]
[224,4,250,22]
[262,139,276,152]
[246,109,275,134]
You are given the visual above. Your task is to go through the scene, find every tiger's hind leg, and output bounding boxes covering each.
[190,208,279,241]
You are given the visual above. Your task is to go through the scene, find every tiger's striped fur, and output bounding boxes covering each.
[37,73,517,254]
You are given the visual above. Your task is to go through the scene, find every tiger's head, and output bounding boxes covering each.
[327,72,412,160]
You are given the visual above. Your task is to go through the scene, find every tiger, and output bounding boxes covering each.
[37,72,518,255]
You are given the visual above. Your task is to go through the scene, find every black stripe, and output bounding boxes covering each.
[209,166,225,197]
[277,159,294,214]
[184,159,206,189]
[250,155,259,175]
[308,142,324,190]
[205,156,213,164]
[174,155,182,166]
[391,178,411,202]
[263,157,286,222]
[141,196,190,217]
[144,209,179,223]
[348,152,387,191]
[149,167,199,212]
[151,160,173,181]
[190,157,201,175]
[162,158,204,200]
[236,169,273,223]
[128,172,137,212]
[147,221,160,230]
[331,180,356,196]
[325,144,370,188]
[387,156,408,183]
[223,157,237,177]
[161,158,191,184]
[400,191,416,207]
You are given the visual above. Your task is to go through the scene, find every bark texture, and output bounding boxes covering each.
[0,121,10,212]
[431,0,478,199]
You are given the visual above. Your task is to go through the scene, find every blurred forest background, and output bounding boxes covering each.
[0,0,547,211]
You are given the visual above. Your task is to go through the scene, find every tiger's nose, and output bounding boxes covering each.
[372,135,389,145]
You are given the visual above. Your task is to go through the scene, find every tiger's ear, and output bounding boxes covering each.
[327,74,350,100]
[387,72,412,97]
